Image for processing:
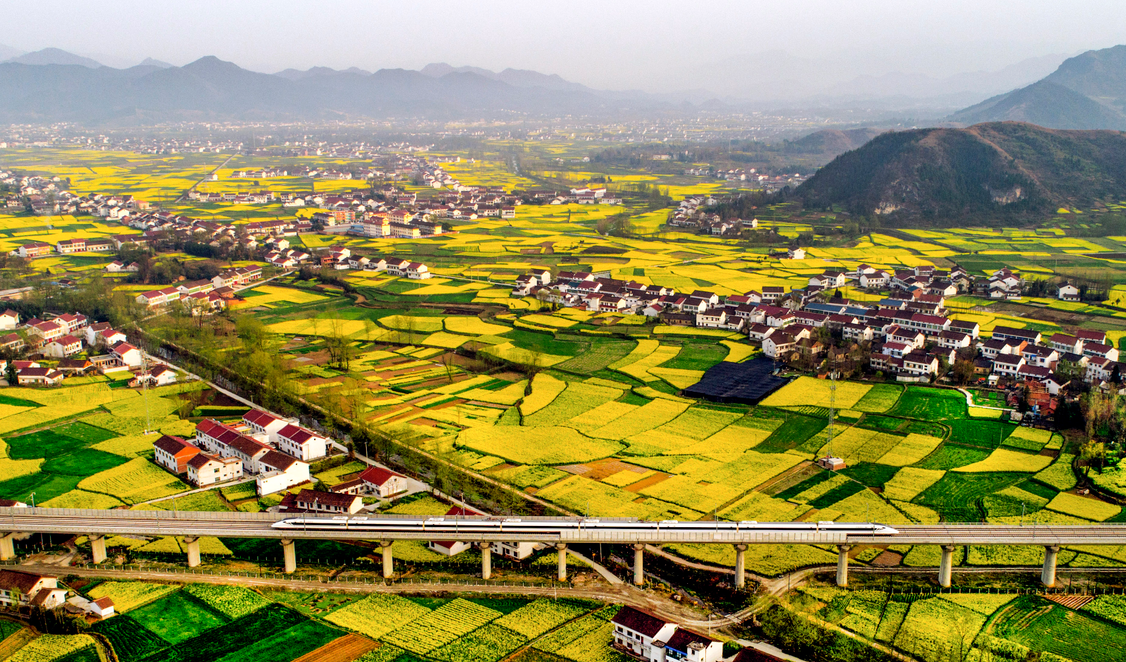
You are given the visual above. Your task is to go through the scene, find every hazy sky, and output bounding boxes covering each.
[3,0,1126,91]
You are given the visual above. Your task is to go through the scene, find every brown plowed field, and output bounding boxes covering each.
[291,633,379,662]
[1044,594,1095,609]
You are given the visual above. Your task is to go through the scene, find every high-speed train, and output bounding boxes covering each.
[271,516,898,536]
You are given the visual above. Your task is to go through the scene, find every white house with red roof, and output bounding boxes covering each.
[194,419,272,472]
[0,310,18,331]
[404,262,431,279]
[153,435,201,474]
[17,367,64,386]
[276,424,327,461]
[358,466,407,498]
[256,450,310,495]
[187,453,243,487]
[43,335,83,358]
[611,606,679,660]
[16,242,52,258]
[243,409,289,444]
[112,342,144,368]
[0,570,67,609]
[610,606,723,662]
[28,320,65,343]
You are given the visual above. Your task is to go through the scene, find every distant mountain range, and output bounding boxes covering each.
[797,122,1126,221]
[0,52,682,124]
[949,45,1126,130]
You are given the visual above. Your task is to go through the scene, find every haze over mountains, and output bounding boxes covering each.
[0,43,1112,124]
[949,45,1126,131]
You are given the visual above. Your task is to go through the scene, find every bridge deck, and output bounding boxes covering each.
[3,508,1126,546]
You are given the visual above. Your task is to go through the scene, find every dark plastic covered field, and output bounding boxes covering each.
[682,358,791,404]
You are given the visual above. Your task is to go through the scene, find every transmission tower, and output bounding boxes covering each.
[825,373,836,460]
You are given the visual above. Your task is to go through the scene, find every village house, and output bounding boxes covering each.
[153,435,201,474]
[16,242,53,258]
[187,453,243,487]
[0,309,18,330]
[0,570,67,609]
[243,409,289,443]
[17,367,65,386]
[42,334,83,358]
[283,489,363,515]
[358,466,409,498]
[1057,283,1080,301]
[112,342,144,368]
[276,424,328,462]
[610,606,724,662]
[256,451,310,495]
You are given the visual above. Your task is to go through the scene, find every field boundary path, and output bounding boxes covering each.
[10,562,718,629]
[955,387,1010,413]
[176,152,236,202]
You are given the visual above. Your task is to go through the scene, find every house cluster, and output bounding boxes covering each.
[0,567,114,618]
[543,187,623,206]
[668,197,758,236]
[0,172,82,216]
[187,189,277,204]
[154,409,329,495]
[978,326,1117,391]
[973,268,1024,300]
[683,166,811,190]
[369,154,464,190]
[135,264,263,313]
[317,247,432,278]
[274,465,410,515]
[1,314,157,386]
[0,569,69,611]
[515,260,1102,394]
[610,606,725,662]
[310,182,519,240]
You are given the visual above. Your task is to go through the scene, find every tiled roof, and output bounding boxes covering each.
[611,606,672,637]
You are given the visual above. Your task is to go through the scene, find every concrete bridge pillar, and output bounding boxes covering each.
[380,541,393,579]
[0,533,16,561]
[633,543,645,586]
[556,543,568,582]
[734,544,748,588]
[90,535,107,564]
[281,539,296,574]
[183,537,201,568]
[1042,545,1060,588]
[480,542,492,580]
[836,544,852,587]
[939,545,955,588]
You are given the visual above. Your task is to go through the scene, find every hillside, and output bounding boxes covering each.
[797,122,1126,221]
[784,128,886,158]
[951,80,1126,131]
[950,45,1126,130]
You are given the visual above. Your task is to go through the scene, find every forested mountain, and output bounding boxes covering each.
[797,122,1126,221]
